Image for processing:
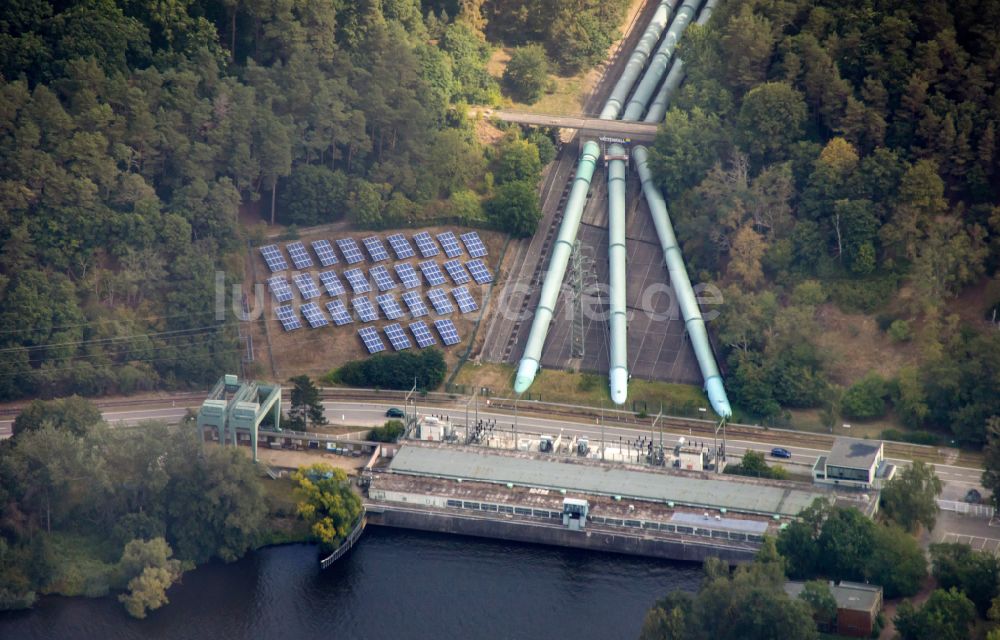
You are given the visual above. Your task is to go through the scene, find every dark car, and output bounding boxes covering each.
[965,489,982,504]
[385,407,405,418]
[770,447,792,459]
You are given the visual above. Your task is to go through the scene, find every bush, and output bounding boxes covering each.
[486,179,541,237]
[370,420,405,442]
[829,276,899,313]
[841,373,888,419]
[526,131,556,165]
[330,349,447,390]
[277,165,348,226]
[888,319,912,342]
[502,44,550,104]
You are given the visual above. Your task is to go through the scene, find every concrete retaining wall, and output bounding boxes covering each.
[367,506,756,564]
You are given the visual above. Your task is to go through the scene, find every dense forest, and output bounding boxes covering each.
[0,0,585,402]
[651,0,1000,444]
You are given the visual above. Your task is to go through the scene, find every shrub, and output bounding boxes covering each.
[502,44,550,104]
[330,349,447,390]
[880,429,943,446]
[370,420,405,442]
[888,319,912,342]
[841,373,888,419]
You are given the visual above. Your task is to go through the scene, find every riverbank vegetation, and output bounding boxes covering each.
[653,0,1000,445]
[0,397,295,615]
[290,463,362,552]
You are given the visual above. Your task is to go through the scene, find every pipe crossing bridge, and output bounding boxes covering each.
[475,109,660,142]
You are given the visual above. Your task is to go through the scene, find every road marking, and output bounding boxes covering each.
[941,532,1000,553]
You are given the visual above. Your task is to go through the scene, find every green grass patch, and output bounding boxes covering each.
[41,531,121,597]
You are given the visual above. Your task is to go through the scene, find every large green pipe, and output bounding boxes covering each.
[634,146,731,418]
[623,0,703,121]
[644,0,718,123]
[599,0,677,120]
[514,141,601,394]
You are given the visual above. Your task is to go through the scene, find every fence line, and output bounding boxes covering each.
[937,499,994,519]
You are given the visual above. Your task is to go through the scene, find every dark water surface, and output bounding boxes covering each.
[0,528,702,640]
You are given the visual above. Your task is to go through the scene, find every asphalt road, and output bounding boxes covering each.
[1,398,984,501]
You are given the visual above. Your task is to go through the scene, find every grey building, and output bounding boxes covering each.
[812,437,895,490]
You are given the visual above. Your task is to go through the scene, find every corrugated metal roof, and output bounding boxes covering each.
[389,446,827,517]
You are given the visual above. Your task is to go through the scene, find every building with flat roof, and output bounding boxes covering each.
[812,437,895,490]
[784,580,883,637]
[389,444,830,517]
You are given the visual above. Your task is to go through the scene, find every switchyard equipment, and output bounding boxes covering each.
[197,374,282,463]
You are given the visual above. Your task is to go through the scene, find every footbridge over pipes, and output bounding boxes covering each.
[475,109,660,142]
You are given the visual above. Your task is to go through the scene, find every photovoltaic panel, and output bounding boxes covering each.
[437,231,463,258]
[343,268,371,294]
[466,259,493,284]
[312,240,339,267]
[326,299,352,326]
[443,259,471,285]
[413,231,439,258]
[452,286,478,313]
[336,238,365,264]
[418,260,446,286]
[300,302,329,328]
[460,231,488,258]
[275,305,302,331]
[292,273,321,300]
[318,270,346,297]
[286,241,313,270]
[376,293,404,320]
[434,319,461,346]
[370,265,397,292]
[358,326,385,354]
[409,320,436,348]
[362,236,390,262]
[426,288,453,315]
[268,276,294,303]
[260,245,288,272]
[383,323,411,351]
[352,296,378,323]
[401,291,429,318]
[386,233,415,259]
[394,263,420,289]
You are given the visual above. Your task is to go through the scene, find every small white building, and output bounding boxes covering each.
[813,437,895,490]
[418,416,446,441]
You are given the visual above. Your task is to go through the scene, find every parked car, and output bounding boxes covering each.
[770,447,792,459]
[964,489,983,504]
[385,407,405,418]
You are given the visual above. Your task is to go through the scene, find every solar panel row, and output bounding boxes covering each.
[343,268,370,293]
[301,302,329,328]
[326,299,352,325]
[426,288,453,315]
[460,231,488,258]
[434,319,460,345]
[268,276,294,303]
[413,231,439,257]
[418,260,446,286]
[260,245,288,272]
[409,320,435,348]
[452,286,478,313]
[292,273,321,299]
[275,305,301,331]
[443,259,470,284]
[466,259,493,284]
[312,240,339,266]
[318,270,346,297]
[370,265,396,291]
[336,238,365,264]
[394,263,420,289]
[358,326,385,353]
[384,323,411,350]
[376,293,404,320]
[437,231,463,258]
[363,236,390,262]
[401,291,428,318]
[386,233,415,259]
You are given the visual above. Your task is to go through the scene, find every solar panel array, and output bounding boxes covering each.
[261,245,288,272]
[409,320,436,348]
[301,302,329,328]
[437,231,463,258]
[384,323,411,351]
[336,238,364,264]
[452,286,478,313]
[358,326,385,353]
[370,265,396,292]
[293,273,321,300]
[413,231,439,257]
[312,240,338,267]
[434,319,461,345]
[394,263,420,289]
[275,305,302,331]
[401,291,428,317]
[466,259,493,284]
[460,231,488,258]
[443,259,470,284]
[418,260,446,286]
[286,241,313,270]
[386,233,415,259]
[343,268,371,293]
[363,236,390,262]
[268,276,294,303]
[319,270,346,297]
[427,288,453,315]
[326,299,352,326]
[376,293,404,320]
[352,296,378,322]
